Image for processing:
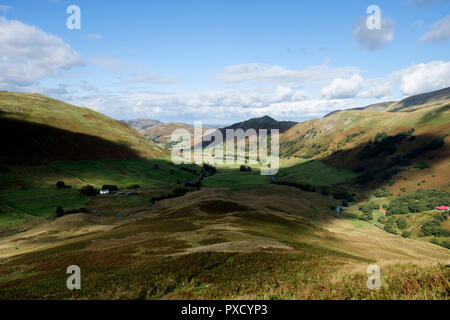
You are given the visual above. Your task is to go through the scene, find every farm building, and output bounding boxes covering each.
[100,190,109,195]
[379,209,387,215]
[435,206,450,212]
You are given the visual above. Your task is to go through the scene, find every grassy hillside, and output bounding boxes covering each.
[0,91,165,165]
[0,186,448,299]
[280,103,449,190]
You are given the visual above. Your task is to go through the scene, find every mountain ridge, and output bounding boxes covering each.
[324,86,450,118]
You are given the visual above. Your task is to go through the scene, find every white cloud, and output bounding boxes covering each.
[0,18,82,88]
[215,63,360,86]
[124,72,182,85]
[420,15,450,42]
[353,17,394,50]
[68,85,344,123]
[321,74,364,99]
[394,60,450,95]
[292,90,308,101]
[358,82,391,99]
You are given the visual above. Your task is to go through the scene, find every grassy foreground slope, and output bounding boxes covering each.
[0,186,448,299]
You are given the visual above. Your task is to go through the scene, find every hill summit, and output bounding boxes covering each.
[222,115,297,133]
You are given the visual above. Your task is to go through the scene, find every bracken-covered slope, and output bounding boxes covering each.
[0,92,165,165]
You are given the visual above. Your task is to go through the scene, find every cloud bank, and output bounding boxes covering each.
[0,18,82,89]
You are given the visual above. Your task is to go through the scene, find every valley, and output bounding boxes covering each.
[0,88,449,300]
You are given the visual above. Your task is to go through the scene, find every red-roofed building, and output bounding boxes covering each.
[380,209,387,215]
[435,206,450,212]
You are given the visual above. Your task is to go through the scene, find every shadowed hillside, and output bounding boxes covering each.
[0,116,142,165]
[0,92,165,161]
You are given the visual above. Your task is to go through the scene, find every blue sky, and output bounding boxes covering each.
[0,0,449,124]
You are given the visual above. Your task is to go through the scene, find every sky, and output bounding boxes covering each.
[0,0,449,124]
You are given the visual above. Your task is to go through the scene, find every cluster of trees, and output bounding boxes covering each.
[102,185,118,192]
[431,239,450,249]
[383,218,397,235]
[396,217,407,229]
[359,131,412,160]
[151,164,217,204]
[359,202,380,221]
[419,213,450,237]
[387,189,450,215]
[80,185,98,196]
[79,184,121,196]
[202,163,217,176]
[375,188,391,198]
[56,181,71,189]
[239,165,252,172]
[376,216,409,236]
[414,161,430,170]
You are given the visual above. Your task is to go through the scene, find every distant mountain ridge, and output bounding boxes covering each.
[121,118,163,131]
[324,87,450,118]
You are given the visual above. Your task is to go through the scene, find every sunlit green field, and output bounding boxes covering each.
[0,158,198,222]
[203,170,271,190]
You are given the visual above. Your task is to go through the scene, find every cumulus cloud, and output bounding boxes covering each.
[67,85,341,123]
[353,17,394,50]
[420,15,450,42]
[321,74,364,99]
[0,18,82,88]
[358,82,391,99]
[123,72,182,85]
[394,60,450,95]
[215,63,360,86]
